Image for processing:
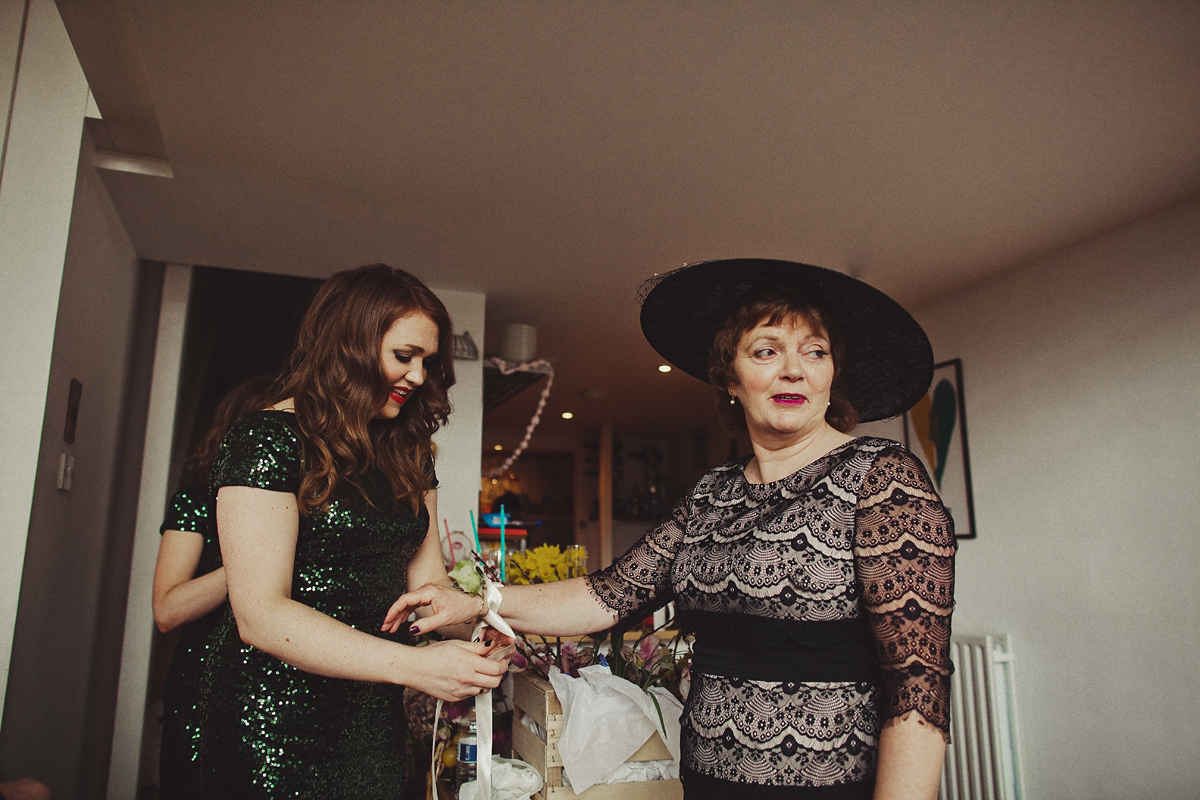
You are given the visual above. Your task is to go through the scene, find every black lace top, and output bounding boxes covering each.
[587,437,955,792]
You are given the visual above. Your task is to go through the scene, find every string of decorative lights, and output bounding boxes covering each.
[484,358,554,479]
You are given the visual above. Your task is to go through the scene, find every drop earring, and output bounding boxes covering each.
[729,395,736,405]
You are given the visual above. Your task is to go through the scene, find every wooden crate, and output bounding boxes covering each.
[510,671,683,800]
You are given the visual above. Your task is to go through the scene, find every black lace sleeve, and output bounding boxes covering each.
[584,495,688,621]
[854,445,956,734]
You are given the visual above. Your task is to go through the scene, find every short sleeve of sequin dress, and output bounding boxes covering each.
[196,410,430,800]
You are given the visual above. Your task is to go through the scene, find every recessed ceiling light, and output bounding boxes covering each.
[658,364,672,373]
[561,412,574,420]
[493,444,504,451]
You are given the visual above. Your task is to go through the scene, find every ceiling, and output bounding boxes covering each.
[60,0,1200,445]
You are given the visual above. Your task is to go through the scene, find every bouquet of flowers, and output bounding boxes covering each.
[506,544,580,585]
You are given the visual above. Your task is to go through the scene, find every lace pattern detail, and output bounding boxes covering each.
[586,438,955,788]
[683,674,879,787]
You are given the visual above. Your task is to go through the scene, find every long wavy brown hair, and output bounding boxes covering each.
[269,263,456,514]
[708,288,859,435]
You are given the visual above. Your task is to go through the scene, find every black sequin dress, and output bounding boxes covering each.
[587,438,956,800]
[158,487,223,800]
[192,410,431,799]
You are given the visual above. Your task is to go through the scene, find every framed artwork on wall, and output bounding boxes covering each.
[903,358,976,539]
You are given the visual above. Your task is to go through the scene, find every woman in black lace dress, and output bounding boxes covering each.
[187,264,509,799]
[400,258,956,799]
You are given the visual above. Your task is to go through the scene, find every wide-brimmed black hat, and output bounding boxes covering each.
[638,258,933,422]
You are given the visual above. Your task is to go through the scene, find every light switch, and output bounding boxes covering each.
[57,453,74,491]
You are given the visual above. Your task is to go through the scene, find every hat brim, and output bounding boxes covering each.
[639,258,933,423]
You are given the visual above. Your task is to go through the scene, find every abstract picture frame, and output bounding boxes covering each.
[903,358,976,539]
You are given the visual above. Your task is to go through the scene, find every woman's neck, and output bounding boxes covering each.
[744,424,855,484]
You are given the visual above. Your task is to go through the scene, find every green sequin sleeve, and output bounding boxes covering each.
[211,410,303,494]
[160,486,210,535]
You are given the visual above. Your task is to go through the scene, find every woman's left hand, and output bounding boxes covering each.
[382,582,482,636]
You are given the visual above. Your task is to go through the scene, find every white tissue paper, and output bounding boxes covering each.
[458,756,543,800]
[547,665,683,793]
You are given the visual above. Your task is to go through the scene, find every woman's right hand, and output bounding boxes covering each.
[406,639,510,702]
[382,582,483,636]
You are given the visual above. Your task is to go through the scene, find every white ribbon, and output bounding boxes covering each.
[470,578,514,800]
[430,578,515,800]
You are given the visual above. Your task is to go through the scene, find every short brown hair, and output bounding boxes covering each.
[707,288,859,435]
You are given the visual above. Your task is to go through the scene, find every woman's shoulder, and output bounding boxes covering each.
[161,485,212,535]
[698,455,753,485]
[846,436,941,496]
[213,410,304,490]
[845,436,924,466]
[168,484,209,508]
[223,409,303,449]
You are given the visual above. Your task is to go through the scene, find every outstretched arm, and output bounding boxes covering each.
[218,485,506,701]
[389,576,616,638]
[399,490,486,640]
[391,497,687,639]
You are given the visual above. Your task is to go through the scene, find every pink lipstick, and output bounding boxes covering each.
[772,393,807,406]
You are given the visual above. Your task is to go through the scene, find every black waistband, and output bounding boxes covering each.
[689,615,878,683]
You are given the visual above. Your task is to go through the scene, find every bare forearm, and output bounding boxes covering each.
[234,595,415,683]
[154,567,227,632]
[500,577,616,636]
[873,713,947,800]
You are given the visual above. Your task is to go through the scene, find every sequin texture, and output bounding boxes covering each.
[158,486,224,799]
[181,410,431,799]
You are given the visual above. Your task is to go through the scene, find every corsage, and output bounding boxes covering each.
[448,559,516,641]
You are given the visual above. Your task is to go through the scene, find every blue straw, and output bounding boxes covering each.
[499,505,507,582]
[468,509,481,554]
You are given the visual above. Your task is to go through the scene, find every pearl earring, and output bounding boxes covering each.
[729,396,736,405]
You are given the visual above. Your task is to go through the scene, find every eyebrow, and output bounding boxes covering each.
[393,344,433,355]
[746,328,828,342]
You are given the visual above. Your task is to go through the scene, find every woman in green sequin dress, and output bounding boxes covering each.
[153,376,271,800]
[190,264,508,799]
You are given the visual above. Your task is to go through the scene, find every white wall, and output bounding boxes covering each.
[915,196,1200,799]
[1,127,143,799]
[0,0,88,726]
[431,288,486,558]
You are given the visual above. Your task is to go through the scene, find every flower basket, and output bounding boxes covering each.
[510,671,683,800]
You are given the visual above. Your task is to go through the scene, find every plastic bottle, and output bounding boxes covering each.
[455,705,478,788]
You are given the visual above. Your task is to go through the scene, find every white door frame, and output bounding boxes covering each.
[107,264,192,800]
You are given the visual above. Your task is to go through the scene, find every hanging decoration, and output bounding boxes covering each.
[484,357,554,479]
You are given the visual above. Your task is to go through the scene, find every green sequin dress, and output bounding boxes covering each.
[194,410,430,799]
[158,486,224,800]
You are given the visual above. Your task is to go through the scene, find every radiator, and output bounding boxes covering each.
[938,634,1027,800]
